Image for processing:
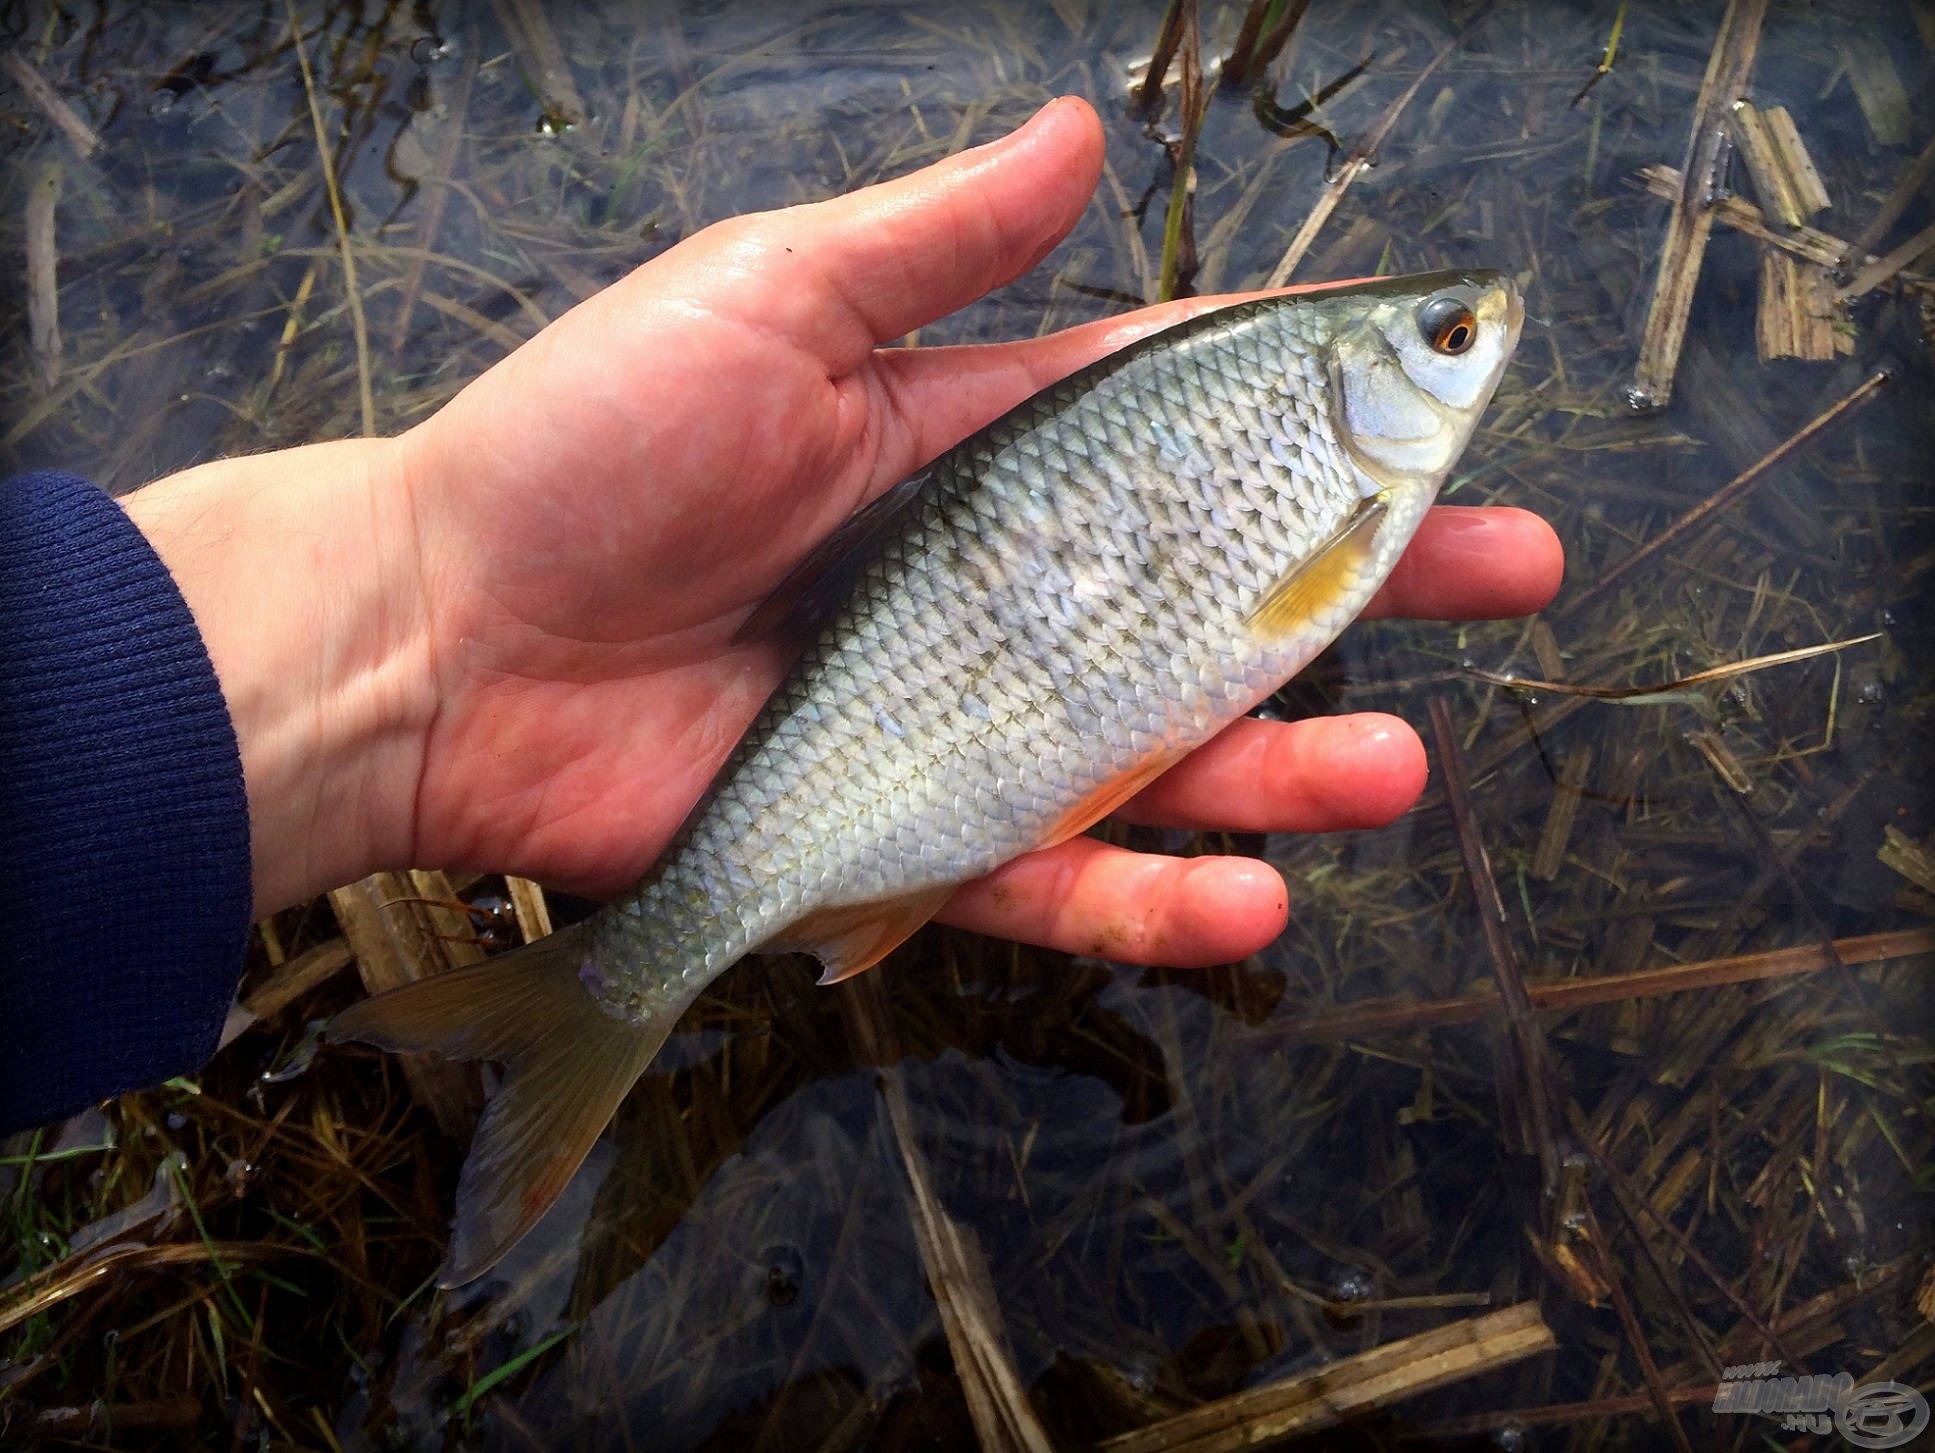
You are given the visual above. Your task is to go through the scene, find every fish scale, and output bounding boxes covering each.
[329,268,1522,1285]
[588,281,1490,1017]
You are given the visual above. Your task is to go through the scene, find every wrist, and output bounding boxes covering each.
[122,437,435,914]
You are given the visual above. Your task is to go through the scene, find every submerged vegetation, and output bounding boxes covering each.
[2,1,1931,1448]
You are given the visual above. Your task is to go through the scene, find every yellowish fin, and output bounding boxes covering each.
[326,921,678,1287]
[1246,495,1388,642]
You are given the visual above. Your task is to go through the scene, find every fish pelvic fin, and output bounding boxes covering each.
[326,920,675,1287]
[761,886,955,985]
[1246,495,1389,643]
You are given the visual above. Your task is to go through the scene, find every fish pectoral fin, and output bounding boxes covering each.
[765,887,955,985]
[326,921,675,1288]
[1246,495,1389,643]
[732,470,935,649]
[1040,752,1186,849]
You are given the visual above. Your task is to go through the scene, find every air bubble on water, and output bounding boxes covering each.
[1494,1420,1527,1450]
[762,1244,804,1307]
[224,1157,256,1194]
[1879,608,1896,627]
[1330,1270,1373,1303]
[166,1112,187,1130]
[410,36,447,64]
[1857,681,1884,704]
[147,89,178,118]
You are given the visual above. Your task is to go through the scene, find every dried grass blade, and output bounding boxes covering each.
[1463,633,1883,701]
[1560,372,1888,618]
[1265,45,1450,287]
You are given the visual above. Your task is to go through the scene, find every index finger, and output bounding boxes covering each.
[1363,506,1563,621]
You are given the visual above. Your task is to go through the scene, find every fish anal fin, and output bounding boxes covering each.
[1246,496,1389,643]
[768,887,954,986]
[1040,752,1185,849]
[327,921,677,1287]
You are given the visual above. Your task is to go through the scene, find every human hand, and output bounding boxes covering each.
[129,96,1561,962]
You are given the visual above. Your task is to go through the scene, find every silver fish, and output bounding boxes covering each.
[331,270,1523,1283]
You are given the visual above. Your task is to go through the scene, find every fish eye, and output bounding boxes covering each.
[1418,296,1477,355]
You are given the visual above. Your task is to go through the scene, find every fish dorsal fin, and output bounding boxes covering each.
[759,886,955,985]
[326,921,679,1287]
[733,471,935,649]
[1246,495,1389,642]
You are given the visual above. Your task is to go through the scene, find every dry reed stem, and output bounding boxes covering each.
[839,973,1054,1453]
[1560,372,1889,619]
[1633,163,1853,268]
[490,0,586,127]
[1850,133,1935,261]
[1097,1302,1556,1452]
[23,161,60,390]
[0,51,100,157]
[1838,218,1935,301]
[328,874,481,1136]
[1264,927,1935,1044]
[1428,697,1563,1191]
[1628,0,1768,408]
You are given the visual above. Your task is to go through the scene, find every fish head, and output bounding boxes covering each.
[1315,270,1522,493]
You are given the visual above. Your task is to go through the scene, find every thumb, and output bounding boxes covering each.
[681,96,1105,372]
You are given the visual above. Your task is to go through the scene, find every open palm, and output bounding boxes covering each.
[391,97,1562,965]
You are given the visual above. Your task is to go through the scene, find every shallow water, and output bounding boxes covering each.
[2,2,1930,1449]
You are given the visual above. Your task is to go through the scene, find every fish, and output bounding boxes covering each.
[329,269,1523,1284]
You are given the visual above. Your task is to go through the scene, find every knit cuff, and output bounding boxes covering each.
[1,470,252,1132]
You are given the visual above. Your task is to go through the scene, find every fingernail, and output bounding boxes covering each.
[972,96,1071,155]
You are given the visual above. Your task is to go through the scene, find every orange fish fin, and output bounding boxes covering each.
[1246,495,1389,642]
[1040,752,1185,848]
[768,887,955,985]
[326,920,677,1287]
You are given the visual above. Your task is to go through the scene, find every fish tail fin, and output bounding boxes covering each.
[327,920,676,1286]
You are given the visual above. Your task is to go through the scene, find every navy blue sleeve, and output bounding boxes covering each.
[1,470,253,1133]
